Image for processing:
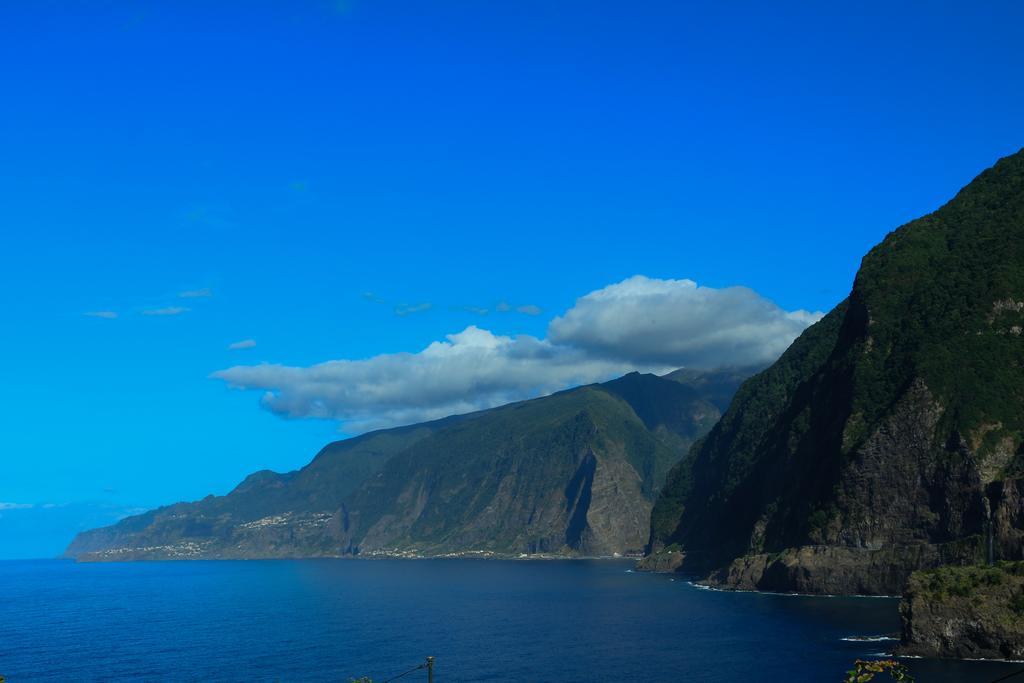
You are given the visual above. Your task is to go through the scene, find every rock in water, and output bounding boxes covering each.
[899,562,1024,660]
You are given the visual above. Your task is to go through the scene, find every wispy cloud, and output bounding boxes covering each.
[214,275,822,433]
[83,311,118,319]
[394,302,432,317]
[362,292,387,304]
[494,302,542,315]
[178,288,213,298]
[516,304,543,316]
[228,339,257,350]
[142,306,190,316]
[460,306,490,316]
[0,502,33,510]
[181,204,234,230]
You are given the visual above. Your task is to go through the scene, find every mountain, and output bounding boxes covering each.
[67,369,748,561]
[645,148,1024,595]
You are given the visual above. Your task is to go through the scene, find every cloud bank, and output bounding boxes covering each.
[213,276,822,432]
[548,276,820,369]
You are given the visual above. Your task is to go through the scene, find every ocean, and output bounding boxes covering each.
[0,558,1019,682]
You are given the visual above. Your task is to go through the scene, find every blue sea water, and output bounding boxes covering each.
[0,559,1020,682]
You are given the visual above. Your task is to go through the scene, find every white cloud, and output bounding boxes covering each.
[212,276,822,433]
[548,275,822,369]
[83,311,118,319]
[228,339,257,350]
[214,326,638,432]
[179,288,213,298]
[0,502,33,510]
[142,306,190,316]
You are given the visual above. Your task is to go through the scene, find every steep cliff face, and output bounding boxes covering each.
[899,563,1024,660]
[647,148,1024,594]
[67,370,744,561]
[337,387,677,557]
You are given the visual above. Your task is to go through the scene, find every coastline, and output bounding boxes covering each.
[68,547,646,563]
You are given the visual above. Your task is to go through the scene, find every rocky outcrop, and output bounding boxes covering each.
[68,370,749,561]
[646,148,1024,593]
[703,542,984,596]
[899,562,1024,660]
[634,548,686,573]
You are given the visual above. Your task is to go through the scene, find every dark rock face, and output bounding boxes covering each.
[67,370,747,561]
[704,543,985,596]
[648,148,1024,594]
[991,479,1024,561]
[899,563,1024,660]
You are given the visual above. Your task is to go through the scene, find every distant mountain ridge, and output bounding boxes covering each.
[646,148,1024,594]
[67,368,752,561]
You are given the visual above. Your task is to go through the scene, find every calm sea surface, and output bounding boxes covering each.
[0,559,1020,682]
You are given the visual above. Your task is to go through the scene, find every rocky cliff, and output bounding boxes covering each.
[899,562,1024,660]
[67,370,747,561]
[646,148,1024,595]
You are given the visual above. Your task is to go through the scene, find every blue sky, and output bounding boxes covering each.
[2,0,1023,557]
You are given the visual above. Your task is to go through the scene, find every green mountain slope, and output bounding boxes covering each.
[647,148,1024,594]
[67,369,747,561]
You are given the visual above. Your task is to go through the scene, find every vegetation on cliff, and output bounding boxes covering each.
[899,561,1024,660]
[649,148,1024,594]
